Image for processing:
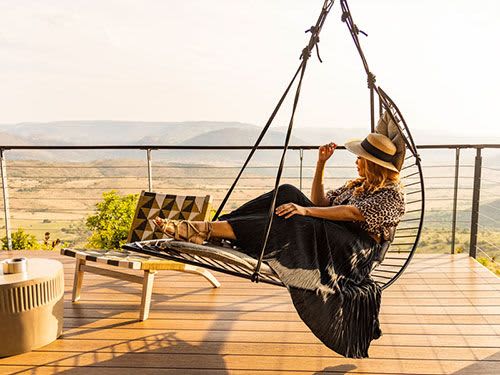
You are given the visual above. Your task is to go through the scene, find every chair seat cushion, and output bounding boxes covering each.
[136,239,276,276]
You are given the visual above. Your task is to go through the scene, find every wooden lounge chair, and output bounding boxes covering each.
[62,191,220,320]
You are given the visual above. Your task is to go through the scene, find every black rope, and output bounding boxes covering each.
[251,0,335,282]
[340,0,419,151]
[213,0,335,222]
[212,62,304,220]
[304,26,323,62]
[340,0,371,75]
[340,0,377,130]
[252,58,309,283]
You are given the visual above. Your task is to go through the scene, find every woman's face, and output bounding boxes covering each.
[356,156,366,177]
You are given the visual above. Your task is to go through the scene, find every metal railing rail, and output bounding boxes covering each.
[1,144,499,150]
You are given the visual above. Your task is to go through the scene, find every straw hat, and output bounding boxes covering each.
[345,133,399,172]
[344,112,407,172]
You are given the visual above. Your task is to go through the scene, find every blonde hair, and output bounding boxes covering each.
[346,158,401,196]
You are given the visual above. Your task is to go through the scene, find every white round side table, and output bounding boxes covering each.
[0,258,64,357]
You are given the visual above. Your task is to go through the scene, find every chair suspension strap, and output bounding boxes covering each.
[213,0,335,222]
[340,0,377,131]
[213,62,304,220]
[340,0,416,152]
[252,0,335,282]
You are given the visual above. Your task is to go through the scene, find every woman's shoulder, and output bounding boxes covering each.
[328,179,358,194]
[326,180,359,205]
[344,178,364,190]
[362,181,405,203]
[380,180,404,194]
[377,181,406,205]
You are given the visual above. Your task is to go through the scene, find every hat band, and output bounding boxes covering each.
[361,138,394,162]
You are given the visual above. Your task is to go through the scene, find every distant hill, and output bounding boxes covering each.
[424,198,500,229]
[0,121,310,162]
[0,121,272,161]
[136,121,264,145]
[0,131,64,160]
[276,126,369,145]
[0,121,261,146]
[3,120,499,147]
[0,131,32,146]
[158,127,309,164]
[179,127,305,146]
[1,120,499,165]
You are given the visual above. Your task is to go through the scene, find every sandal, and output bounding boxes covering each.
[153,218,212,245]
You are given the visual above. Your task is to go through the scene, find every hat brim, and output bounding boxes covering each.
[344,139,399,172]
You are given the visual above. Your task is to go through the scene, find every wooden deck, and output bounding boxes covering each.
[0,251,499,374]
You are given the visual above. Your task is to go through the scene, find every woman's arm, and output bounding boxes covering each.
[310,160,330,206]
[310,143,337,206]
[276,202,365,221]
[305,205,364,221]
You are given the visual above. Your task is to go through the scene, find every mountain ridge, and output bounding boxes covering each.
[1,121,498,164]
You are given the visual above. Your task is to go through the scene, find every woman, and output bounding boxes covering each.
[154,132,406,358]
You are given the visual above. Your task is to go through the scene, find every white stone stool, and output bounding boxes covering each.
[0,258,64,357]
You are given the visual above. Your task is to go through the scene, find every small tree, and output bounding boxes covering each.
[86,190,138,249]
[2,228,40,250]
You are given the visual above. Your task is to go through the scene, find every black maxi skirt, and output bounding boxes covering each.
[219,184,383,358]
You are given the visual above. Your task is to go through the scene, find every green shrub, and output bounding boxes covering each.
[476,257,500,276]
[2,228,40,250]
[477,257,488,267]
[85,190,138,249]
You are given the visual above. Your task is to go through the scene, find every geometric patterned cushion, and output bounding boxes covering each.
[127,191,212,243]
[60,248,190,271]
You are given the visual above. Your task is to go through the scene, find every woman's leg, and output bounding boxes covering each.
[155,184,313,240]
[206,221,236,240]
[215,184,315,250]
[153,217,236,240]
[220,184,313,220]
[154,184,312,243]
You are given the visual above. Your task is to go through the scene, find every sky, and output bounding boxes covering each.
[0,0,499,137]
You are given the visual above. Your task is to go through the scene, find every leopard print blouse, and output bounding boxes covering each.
[326,180,406,240]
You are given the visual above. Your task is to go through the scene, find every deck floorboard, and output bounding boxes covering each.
[0,251,499,374]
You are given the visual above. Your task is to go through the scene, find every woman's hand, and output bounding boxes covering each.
[275,203,307,219]
[318,142,337,163]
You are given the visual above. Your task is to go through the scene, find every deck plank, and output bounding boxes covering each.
[0,251,499,374]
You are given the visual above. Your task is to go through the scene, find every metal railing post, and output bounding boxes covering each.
[469,147,482,258]
[147,149,153,192]
[299,148,304,191]
[0,149,12,250]
[451,148,460,254]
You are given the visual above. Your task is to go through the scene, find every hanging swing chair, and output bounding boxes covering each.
[123,0,425,291]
